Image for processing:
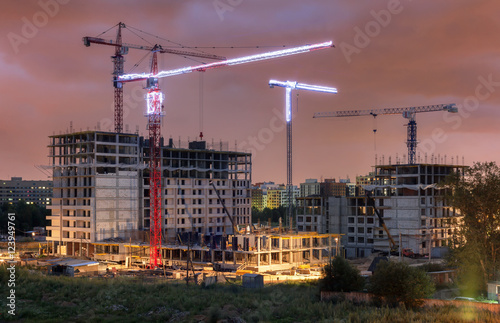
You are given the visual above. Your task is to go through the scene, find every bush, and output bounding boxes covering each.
[369,260,435,308]
[319,256,364,292]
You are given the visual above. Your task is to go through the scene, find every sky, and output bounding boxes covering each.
[1,0,500,185]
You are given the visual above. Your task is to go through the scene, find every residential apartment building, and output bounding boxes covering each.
[251,188,264,211]
[300,179,320,197]
[0,177,53,206]
[338,163,465,258]
[266,188,282,209]
[280,185,300,207]
[46,131,251,256]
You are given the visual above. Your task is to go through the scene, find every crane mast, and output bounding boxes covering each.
[313,104,457,164]
[145,47,164,268]
[269,80,337,229]
[112,23,125,134]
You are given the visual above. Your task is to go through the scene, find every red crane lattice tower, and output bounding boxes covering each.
[146,48,164,267]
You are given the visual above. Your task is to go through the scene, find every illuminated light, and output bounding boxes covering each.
[269,79,337,123]
[118,41,334,82]
[146,90,164,115]
[285,87,292,122]
[269,80,337,94]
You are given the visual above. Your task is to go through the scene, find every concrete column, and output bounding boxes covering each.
[211,249,215,263]
[279,237,283,264]
[329,235,332,261]
[257,252,260,267]
[310,237,313,264]
[222,251,225,264]
[269,252,272,265]
[257,236,260,252]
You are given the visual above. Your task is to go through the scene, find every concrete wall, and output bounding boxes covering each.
[95,171,139,241]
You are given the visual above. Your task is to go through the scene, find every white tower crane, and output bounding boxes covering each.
[269,80,337,229]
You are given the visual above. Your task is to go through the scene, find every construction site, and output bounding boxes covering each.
[38,21,468,283]
[39,23,345,280]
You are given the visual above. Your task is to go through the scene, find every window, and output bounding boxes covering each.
[357,227,364,234]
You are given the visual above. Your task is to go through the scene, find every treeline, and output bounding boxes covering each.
[0,201,49,234]
[251,206,291,225]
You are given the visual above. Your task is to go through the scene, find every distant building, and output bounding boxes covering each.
[0,177,52,206]
[266,188,282,209]
[300,179,320,197]
[321,179,347,197]
[280,185,300,207]
[251,182,298,209]
[251,188,264,211]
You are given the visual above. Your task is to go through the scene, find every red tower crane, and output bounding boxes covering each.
[83,22,225,133]
[145,47,164,268]
[119,41,334,268]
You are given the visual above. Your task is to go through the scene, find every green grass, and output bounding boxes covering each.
[0,266,498,322]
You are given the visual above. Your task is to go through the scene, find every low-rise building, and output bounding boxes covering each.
[0,177,53,206]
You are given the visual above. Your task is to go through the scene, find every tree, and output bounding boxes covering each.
[444,161,500,296]
[0,201,48,234]
[251,206,288,225]
[319,256,364,292]
[369,261,435,308]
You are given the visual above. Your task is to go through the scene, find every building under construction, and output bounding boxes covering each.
[93,231,341,273]
[306,162,466,258]
[46,131,252,258]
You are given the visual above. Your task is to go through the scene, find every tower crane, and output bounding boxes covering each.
[313,104,457,164]
[268,80,337,230]
[118,41,334,268]
[83,22,226,133]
